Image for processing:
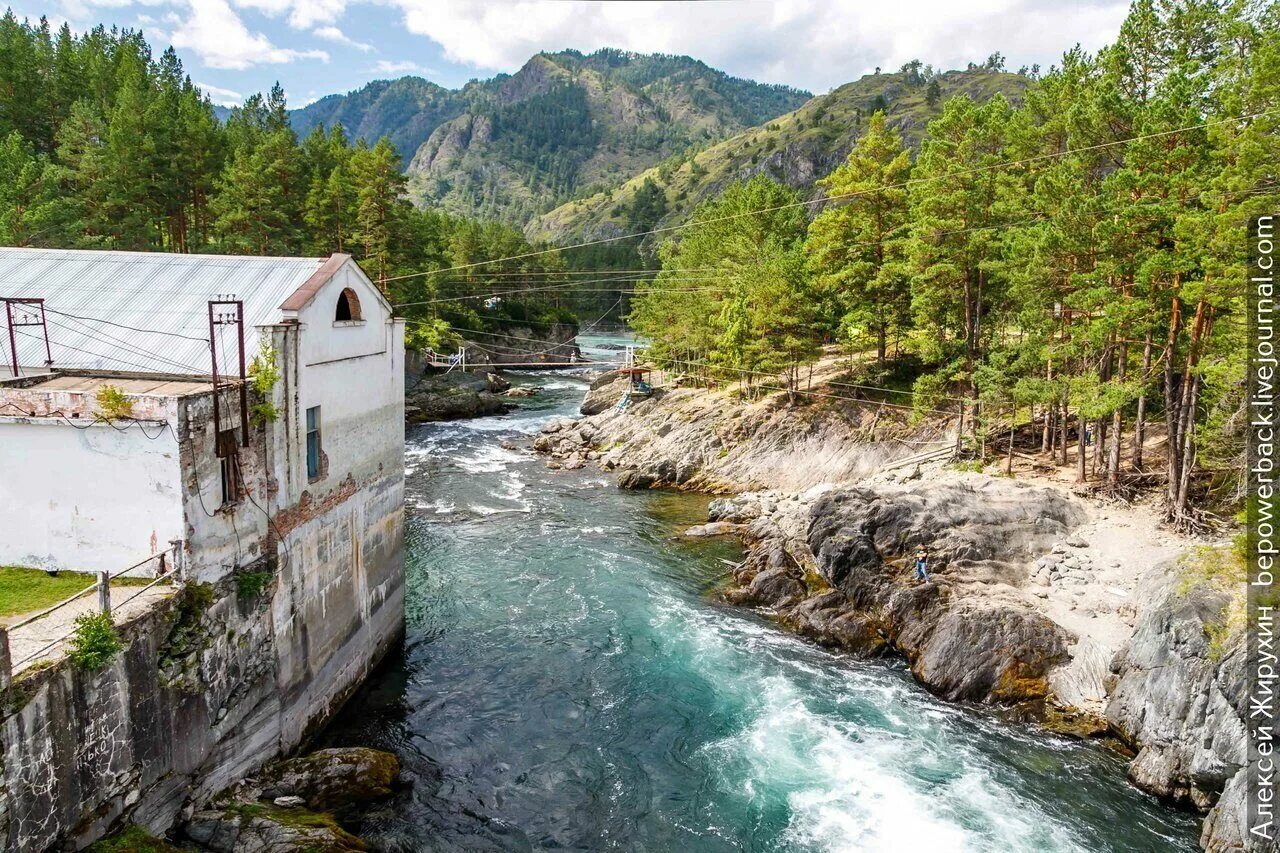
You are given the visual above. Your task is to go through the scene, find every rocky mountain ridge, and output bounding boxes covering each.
[528,67,1028,244]
[288,49,810,225]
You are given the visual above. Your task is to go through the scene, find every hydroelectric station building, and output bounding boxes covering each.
[0,248,406,849]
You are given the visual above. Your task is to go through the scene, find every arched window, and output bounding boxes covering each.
[335,287,362,322]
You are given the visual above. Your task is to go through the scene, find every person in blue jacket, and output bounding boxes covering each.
[915,545,930,583]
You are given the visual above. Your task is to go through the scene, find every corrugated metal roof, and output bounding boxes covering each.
[0,248,329,376]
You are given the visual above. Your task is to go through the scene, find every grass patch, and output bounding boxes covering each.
[0,567,148,622]
[88,825,180,852]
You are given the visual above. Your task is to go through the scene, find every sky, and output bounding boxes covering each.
[14,0,1133,108]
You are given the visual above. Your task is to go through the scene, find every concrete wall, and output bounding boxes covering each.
[263,260,406,751]
[0,417,183,574]
[176,387,271,584]
[0,570,282,851]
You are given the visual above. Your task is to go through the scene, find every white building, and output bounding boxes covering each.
[0,247,405,746]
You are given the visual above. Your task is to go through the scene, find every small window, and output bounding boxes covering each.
[217,429,240,506]
[335,288,362,322]
[306,406,322,480]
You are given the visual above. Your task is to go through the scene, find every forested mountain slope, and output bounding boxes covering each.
[287,49,810,225]
[290,76,465,164]
[528,65,1027,243]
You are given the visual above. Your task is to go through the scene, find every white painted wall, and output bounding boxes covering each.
[0,417,183,573]
[271,259,404,506]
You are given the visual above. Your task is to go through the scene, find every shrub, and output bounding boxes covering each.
[68,612,122,671]
[236,569,272,599]
[248,344,281,424]
[88,826,179,852]
[95,385,133,421]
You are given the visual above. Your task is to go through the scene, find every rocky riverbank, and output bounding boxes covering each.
[404,368,516,423]
[532,367,1248,851]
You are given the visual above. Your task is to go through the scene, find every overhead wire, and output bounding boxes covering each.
[42,315,209,375]
[41,306,212,343]
[13,327,187,375]
[651,354,959,417]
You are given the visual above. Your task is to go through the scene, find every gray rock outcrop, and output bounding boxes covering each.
[404,369,511,423]
[724,476,1084,709]
[1105,577,1247,849]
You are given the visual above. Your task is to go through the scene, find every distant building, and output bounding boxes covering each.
[0,247,405,746]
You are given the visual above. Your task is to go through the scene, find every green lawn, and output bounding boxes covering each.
[0,567,148,622]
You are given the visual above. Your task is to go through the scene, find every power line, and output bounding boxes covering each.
[13,327,192,375]
[396,178,1276,312]
[381,108,1278,283]
[42,306,211,343]
[653,354,959,417]
[43,316,209,375]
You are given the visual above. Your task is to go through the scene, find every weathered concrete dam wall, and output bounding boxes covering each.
[0,526,403,851]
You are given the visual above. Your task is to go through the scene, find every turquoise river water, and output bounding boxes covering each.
[320,338,1200,852]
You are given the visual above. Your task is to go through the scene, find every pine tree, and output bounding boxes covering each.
[349,138,408,290]
[805,111,912,366]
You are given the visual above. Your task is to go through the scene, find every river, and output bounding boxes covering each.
[320,344,1200,852]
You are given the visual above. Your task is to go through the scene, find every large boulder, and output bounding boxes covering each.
[258,748,399,812]
[722,476,1084,709]
[1106,577,1246,814]
[581,374,629,415]
[404,370,512,423]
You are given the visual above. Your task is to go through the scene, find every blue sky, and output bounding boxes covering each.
[15,0,1132,108]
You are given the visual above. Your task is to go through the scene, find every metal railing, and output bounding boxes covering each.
[3,543,184,677]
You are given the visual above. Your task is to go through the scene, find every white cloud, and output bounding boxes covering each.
[313,24,373,51]
[384,0,1130,92]
[370,59,433,76]
[169,0,329,69]
[232,0,347,29]
[195,80,244,105]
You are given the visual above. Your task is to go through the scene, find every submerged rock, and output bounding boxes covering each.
[683,521,742,537]
[186,748,400,852]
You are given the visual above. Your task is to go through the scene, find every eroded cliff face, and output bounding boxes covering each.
[1105,580,1247,850]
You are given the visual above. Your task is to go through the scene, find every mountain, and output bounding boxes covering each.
[527,67,1028,244]
[290,76,464,163]
[286,49,810,225]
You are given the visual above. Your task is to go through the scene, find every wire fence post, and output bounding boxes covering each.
[169,539,186,581]
[0,628,11,692]
[98,570,111,615]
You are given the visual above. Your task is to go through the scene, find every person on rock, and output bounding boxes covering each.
[915,545,930,583]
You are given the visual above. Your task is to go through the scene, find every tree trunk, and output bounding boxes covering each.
[1106,340,1127,486]
[1059,400,1069,466]
[1076,411,1087,482]
[1175,375,1201,515]
[1132,330,1153,470]
[1163,297,1183,507]
[1005,414,1016,477]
